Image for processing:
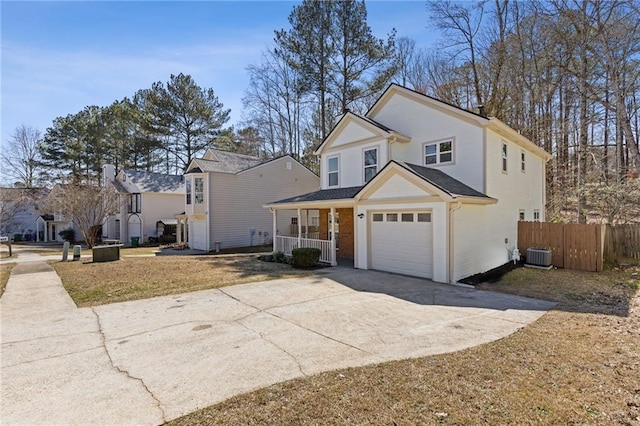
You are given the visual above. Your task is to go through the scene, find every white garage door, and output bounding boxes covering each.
[370,211,433,278]
[190,219,207,251]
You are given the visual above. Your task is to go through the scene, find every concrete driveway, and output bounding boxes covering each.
[1,259,554,425]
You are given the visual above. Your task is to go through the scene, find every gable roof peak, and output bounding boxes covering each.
[366,84,490,123]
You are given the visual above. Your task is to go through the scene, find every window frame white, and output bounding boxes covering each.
[423,138,454,166]
[520,150,526,173]
[533,210,540,221]
[327,155,339,188]
[186,178,192,205]
[519,210,525,221]
[363,147,378,183]
[194,177,204,204]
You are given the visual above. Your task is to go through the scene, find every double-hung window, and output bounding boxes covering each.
[328,156,339,187]
[186,178,192,205]
[424,140,453,165]
[363,148,378,183]
[194,177,204,204]
[521,151,526,173]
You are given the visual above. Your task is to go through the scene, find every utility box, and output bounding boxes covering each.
[93,244,122,262]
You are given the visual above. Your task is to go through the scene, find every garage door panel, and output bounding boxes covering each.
[370,212,432,279]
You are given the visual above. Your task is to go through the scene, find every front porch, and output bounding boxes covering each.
[271,207,354,267]
[35,215,73,243]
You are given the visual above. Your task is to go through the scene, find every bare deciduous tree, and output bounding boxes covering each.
[1,125,44,187]
[45,184,122,248]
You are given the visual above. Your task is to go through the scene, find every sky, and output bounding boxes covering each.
[1,1,439,147]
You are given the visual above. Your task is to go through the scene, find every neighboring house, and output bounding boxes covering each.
[35,184,78,242]
[102,165,184,245]
[0,187,48,240]
[265,84,551,283]
[176,149,319,251]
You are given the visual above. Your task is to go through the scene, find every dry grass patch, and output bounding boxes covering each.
[53,256,315,307]
[169,266,640,426]
[0,263,16,297]
[119,246,159,256]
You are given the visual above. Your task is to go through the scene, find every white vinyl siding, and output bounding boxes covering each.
[210,158,320,249]
[371,94,484,193]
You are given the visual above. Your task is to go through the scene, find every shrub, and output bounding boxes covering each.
[274,251,287,263]
[291,247,321,268]
[58,228,75,243]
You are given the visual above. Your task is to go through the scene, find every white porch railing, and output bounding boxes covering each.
[275,236,335,265]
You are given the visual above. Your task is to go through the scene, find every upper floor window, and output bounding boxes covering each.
[186,178,192,205]
[128,193,141,213]
[501,142,508,173]
[521,150,526,173]
[328,156,339,187]
[424,140,453,165]
[519,210,525,221]
[533,210,540,221]
[194,177,204,204]
[364,148,378,183]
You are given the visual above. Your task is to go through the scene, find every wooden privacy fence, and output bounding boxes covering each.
[518,222,640,271]
[604,224,640,262]
[517,222,604,272]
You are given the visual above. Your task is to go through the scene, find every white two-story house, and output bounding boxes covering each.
[102,165,185,245]
[265,84,551,283]
[176,149,319,251]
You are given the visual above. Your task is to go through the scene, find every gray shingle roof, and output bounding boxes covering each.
[188,150,262,174]
[271,186,363,204]
[402,163,490,198]
[121,170,184,194]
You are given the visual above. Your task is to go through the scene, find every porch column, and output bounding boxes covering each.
[176,219,182,244]
[272,209,277,253]
[297,208,302,247]
[36,222,40,242]
[305,210,309,238]
[330,207,337,266]
[45,223,49,242]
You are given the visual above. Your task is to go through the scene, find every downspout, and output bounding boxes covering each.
[388,136,396,162]
[448,201,463,284]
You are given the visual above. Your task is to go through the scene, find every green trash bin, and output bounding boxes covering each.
[131,236,139,247]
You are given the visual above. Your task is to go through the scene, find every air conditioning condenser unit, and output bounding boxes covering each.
[526,248,552,269]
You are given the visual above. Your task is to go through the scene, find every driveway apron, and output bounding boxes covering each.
[1,259,555,425]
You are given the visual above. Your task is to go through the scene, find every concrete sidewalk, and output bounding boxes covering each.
[1,259,164,425]
[1,259,555,425]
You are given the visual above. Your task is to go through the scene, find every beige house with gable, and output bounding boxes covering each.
[176,149,319,251]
